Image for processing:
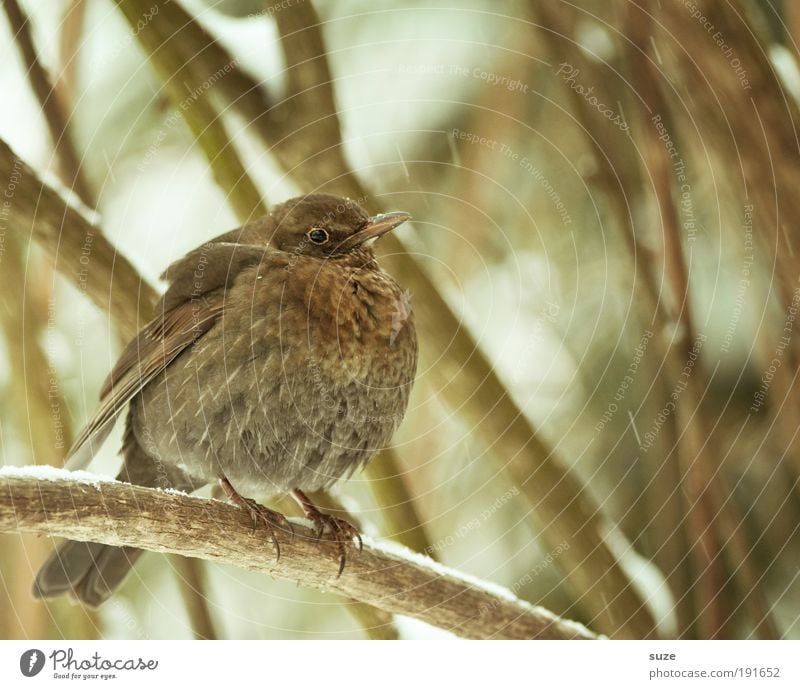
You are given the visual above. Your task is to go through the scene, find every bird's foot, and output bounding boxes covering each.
[219,478,293,561]
[291,489,362,578]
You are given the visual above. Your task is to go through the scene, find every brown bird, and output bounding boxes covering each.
[33,194,418,605]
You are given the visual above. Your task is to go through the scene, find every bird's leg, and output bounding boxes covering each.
[219,477,293,561]
[290,488,363,577]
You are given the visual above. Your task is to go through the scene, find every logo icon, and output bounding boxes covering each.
[20,649,45,677]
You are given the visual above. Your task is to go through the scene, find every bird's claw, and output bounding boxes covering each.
[305,512,362,578]
[240,497,293,561]
[220,478,292,561]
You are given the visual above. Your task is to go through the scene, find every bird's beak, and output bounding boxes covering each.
[340,211,411,250]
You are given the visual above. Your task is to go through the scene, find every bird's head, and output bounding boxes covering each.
[269,194,411,260]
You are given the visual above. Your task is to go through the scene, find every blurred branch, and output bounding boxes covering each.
[532,2,661,314]
[0,236,72,463]
[625,2,727,639]
[363,449,434,557]
[3,0,94,207]
[342,599,398,640]
[115,0,275,130]
[170,555,218,640]
[626,44,695,347]
[269,1,362,193]
[531,1,698,634]
[0,235,74,640]
[114,0,356,193]
[628,1,778,639]
[676,0,800,495]
[115,0,267,221]
[0,137,152,343]
[0,473,599,640]
[56,0,87,114]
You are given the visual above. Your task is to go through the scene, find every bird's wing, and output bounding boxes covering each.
[66,241,268,469]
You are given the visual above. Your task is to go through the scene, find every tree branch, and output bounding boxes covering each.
[0,137,155,342]
[0,470,598,641]
[115,0,267,222]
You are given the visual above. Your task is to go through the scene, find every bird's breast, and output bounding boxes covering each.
[306,268,416,385]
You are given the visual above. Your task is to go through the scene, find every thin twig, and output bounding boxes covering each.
[0,472,599,640]
[55,0,87,116]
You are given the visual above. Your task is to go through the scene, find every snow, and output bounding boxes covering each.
[601,521,677,638]
[395,615,457,640]
[158,486,190,497]
[0,465,116,488]
[0,465,191,496]
[364,535,601,638]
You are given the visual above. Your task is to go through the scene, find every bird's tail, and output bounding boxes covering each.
[33,541,144,607]
[33,417,200,607]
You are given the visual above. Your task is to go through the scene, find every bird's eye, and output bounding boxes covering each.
[307,228,329,244]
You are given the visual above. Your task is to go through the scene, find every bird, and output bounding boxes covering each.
[33,193,418,606]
